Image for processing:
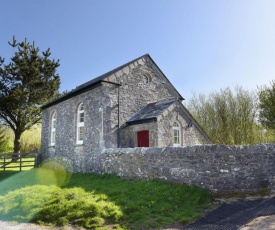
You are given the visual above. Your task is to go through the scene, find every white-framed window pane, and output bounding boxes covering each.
[50,112,56,146]
[143,76,149,84]
[76,103,84,144]
[173,122,181,147]
[51,131,56,144]
[78,126,84,141]
[174,130,180,144]
[79,112,84,123]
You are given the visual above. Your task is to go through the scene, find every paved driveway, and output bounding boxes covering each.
[184,197,275,230]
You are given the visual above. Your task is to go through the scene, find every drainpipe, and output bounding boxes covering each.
[117,86,120,148]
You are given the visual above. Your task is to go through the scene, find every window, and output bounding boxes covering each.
[76,103,84,144]
[143,76,149,84]
[143,75,149,84]
[50,112,56,146]
[173,122,181,147]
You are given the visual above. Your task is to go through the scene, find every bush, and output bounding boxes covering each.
[0,185,123,229]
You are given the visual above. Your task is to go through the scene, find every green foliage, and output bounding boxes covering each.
[0,126,12,153]
[0,127,13,153]
[258,81,275,130]
[20,124,41,152]
[0,125,41,153]
[0,36,60,152]
[0,185,123,229]
[0,171,213,229]
[188,86,265,145]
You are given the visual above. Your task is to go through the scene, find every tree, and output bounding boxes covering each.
[0,125,9,153]
[188,86,260,145]
[258,81,275,130]
[0,37,60,153]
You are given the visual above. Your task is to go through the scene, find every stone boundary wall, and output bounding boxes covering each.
[99,144,275,194]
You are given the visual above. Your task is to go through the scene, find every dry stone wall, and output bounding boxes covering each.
[99,144,275,194]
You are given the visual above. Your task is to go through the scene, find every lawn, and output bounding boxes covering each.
[0,156,36,171]
[0,169,213,229]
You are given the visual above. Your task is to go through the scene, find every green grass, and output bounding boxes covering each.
[0,185,122,229]
[0,170,213,229]
[0,157,36,171]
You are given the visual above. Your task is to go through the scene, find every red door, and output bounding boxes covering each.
[137,130,149,147]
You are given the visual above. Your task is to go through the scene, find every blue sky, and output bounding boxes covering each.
[2,0,275,102]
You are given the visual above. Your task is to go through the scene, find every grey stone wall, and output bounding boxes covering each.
[41,84,118,161]
[99,144,275,194]
[121,122,158,148]
[111,56,181,127]
[157,101,209,147]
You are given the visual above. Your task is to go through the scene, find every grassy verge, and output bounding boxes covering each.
[0,157,35,171]
[0,170,213,229]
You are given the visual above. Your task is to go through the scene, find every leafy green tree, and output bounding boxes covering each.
[0,37,60,153]
[188,86,261,145]
[0,125,9,153]
[258,81,275,130]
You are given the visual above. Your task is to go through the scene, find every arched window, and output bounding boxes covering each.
[143,75,149,84]
[50,112,56,146]
[173,122,181,147]
[76,103,84,144]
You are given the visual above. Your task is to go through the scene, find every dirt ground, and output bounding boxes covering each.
[1,216,275,230]
[240,214,275,230]
[0,222,85,230]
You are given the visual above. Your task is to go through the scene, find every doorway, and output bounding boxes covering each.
[137,130,149,147]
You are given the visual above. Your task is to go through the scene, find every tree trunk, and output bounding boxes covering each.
[12,131,21,161]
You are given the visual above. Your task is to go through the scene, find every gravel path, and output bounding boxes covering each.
[2,217,275,230]
[241,215,275,230]
[0,222,85,230]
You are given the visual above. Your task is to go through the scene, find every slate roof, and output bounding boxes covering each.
[126,99,177,126]
[42,54,184,109]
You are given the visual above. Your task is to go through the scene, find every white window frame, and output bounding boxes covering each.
[76,103,84,145]
[173,122,181,147]
[50,112,56,146]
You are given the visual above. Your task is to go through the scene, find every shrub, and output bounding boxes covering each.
[0,185,123,229]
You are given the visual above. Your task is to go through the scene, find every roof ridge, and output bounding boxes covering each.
[42,53,184,109]
[75,53,150,90]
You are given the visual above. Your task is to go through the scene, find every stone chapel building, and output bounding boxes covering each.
[41,54,211,156]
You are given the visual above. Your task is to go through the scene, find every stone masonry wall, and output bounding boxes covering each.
[157,101,209,147]
[108,56,181,128]
[41,84,119,163]
[121,122,158,148]
[99,144,275,194]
